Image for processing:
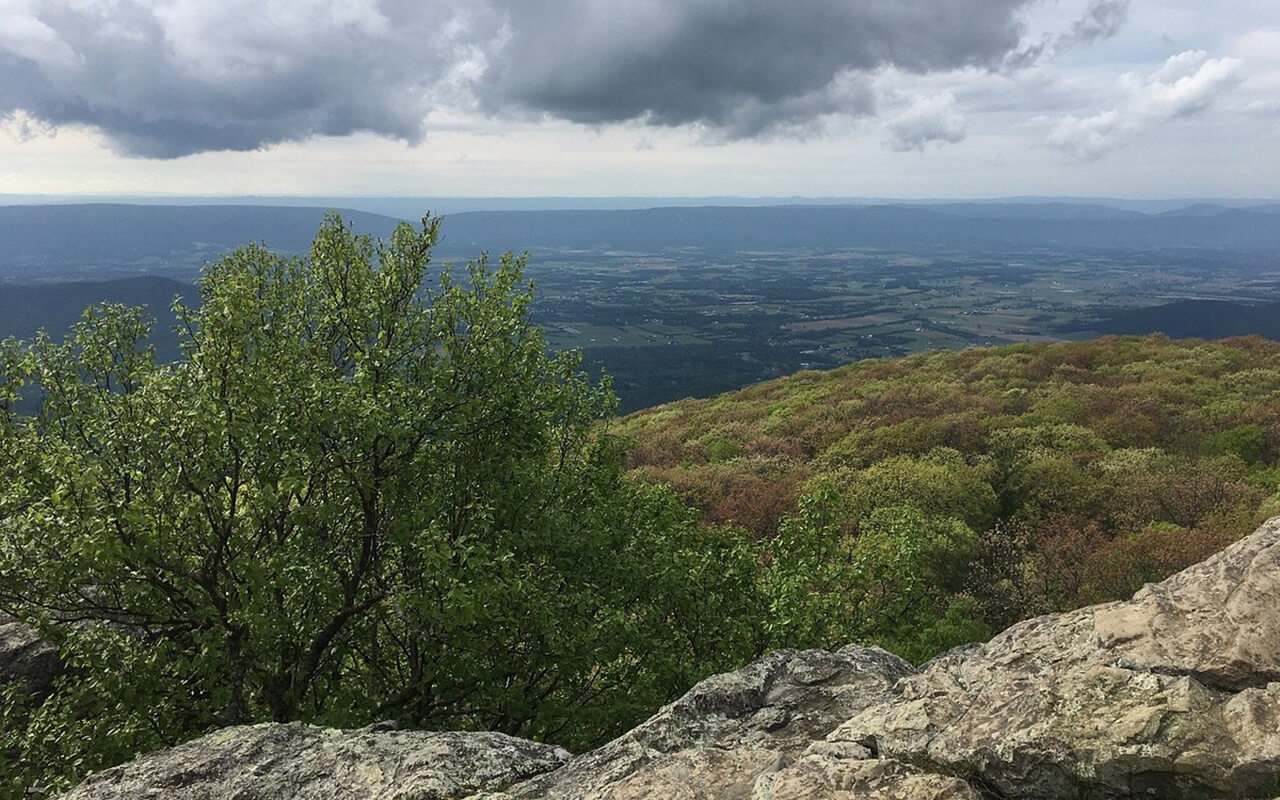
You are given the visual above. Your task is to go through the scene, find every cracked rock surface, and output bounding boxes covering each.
[58,723,571,800]
[510,645,931,799]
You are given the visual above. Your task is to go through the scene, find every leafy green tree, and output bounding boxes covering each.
[0,215,765,794]
[1207,423,1265,465]
[763,493,982,659]
[812,449,998,532]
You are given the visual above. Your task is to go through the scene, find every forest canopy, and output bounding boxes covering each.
[619,334,1280,632]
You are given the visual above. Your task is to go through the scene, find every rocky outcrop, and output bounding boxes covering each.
[0,612,60,698]
[59,722,570,800]
[56,516,1280,800]
[830,515,1280,799]
[508,645,947,799]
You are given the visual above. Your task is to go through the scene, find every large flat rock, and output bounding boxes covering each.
[59,722,570,800]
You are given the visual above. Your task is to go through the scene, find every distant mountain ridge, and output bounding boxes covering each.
[905,201,1146,220]
[0,275,190,361]
[2,202,1278,284]
[438,204,1280,254]
[0,204,402,280]
[5,194,1279,217]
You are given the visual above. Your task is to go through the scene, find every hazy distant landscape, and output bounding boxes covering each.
[4,200,1278,410]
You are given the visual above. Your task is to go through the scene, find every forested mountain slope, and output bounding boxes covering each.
[618,335,1280,630]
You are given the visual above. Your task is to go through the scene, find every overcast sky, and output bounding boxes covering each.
[1,0,1277,198]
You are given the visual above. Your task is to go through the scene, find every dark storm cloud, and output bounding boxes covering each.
[0,0,487,158]
[2,0,1039,157]
[479,0,1034,136]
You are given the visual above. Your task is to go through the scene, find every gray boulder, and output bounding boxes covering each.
[0,612,60,697]
[750,743,982,800]
[59,722,570,800]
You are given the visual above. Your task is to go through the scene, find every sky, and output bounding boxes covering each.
[1,0,1277,199]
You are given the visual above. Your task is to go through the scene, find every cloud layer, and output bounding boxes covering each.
[0,0,1041,157]
[478,0,1032,138]
[0,0,493,157]
[1047,50,1244,160]
[885,92,966,151]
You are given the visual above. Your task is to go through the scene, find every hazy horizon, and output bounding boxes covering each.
[3,193,1278,219]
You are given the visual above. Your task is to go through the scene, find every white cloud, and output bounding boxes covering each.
[1245,98,1280,116]
[1046,109,1123,160]
[885,92,966,152]
[1047,50,1243,160]
[1132,50,1243,119]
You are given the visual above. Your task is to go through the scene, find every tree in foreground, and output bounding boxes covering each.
[0,216,764,793]
[762,491,988,663]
